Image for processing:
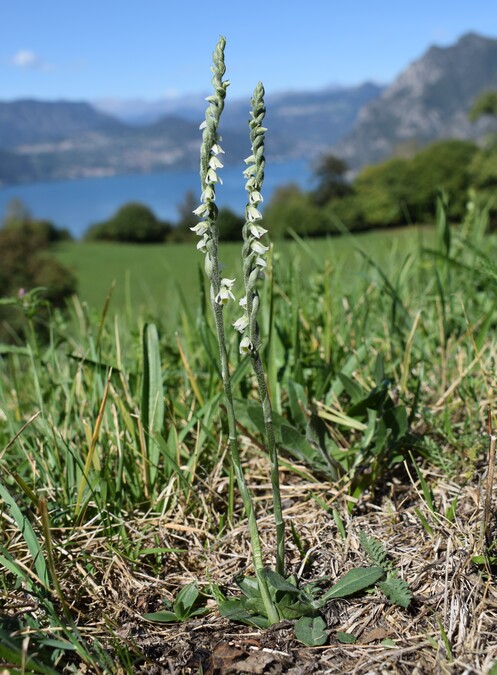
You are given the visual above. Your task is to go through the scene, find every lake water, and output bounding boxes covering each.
[0,159,312,239]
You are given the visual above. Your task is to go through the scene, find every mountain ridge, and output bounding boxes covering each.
[1,32,497,185]
[333,32,497,167]
[0,82,383,185]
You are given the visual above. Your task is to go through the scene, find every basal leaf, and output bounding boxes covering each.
[317,567,384,606]
[218,599,269,628]
[262,568,300,594]
[294,616,328,646]
[379,574,412,608]
[143,610,179,623]
[174,581,200,620]
[336,631,357,644]
[236,575,261,599]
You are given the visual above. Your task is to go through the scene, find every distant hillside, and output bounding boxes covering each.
[2,32,497,186]
[222,82,385,161]
[0,100,125,149]
[0,83,383,185]
[0,103,204,185]
[334,33,497,168]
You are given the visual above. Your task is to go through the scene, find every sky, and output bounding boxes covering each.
[2,1,497,103]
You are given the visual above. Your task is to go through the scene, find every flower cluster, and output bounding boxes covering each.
[192,37,232,304]
[233,83,269,353]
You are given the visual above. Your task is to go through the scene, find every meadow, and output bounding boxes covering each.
[2,36,497,674]
[54,228,427,320]
[2,207,497,672]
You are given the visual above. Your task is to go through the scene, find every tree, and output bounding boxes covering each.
[264,184,334,238]
[407,140,478,221]
[311,154,352,207]
[217,208,244,241]
[85,202,172,243]
[351,157,411,227]
[468,91,497,123]
[176,190,198,230]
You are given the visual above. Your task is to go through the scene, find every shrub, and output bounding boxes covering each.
[85,202,172,243]
[330,140,479,229]
[170,206,244,242]
[3,217,72,244]
[264,184,335,237]
[352,158,410,227]
[0,224,77,342]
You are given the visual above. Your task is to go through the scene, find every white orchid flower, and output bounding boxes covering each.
[196,234,209,253]
[239,336,253,354]
[251,240,269,255]
[233,314,249,332]
[190,222,209,236]
[247,205,263,222]
[193,203,209,217]
[209,155,224,170]
[200,186,215,202]
[249,190,263,205]
[249,224,268,239]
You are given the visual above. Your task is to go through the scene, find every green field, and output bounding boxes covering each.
[2,219,497,672]
[55,227,430,322]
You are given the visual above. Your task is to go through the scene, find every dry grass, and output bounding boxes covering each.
[3,447,496,674]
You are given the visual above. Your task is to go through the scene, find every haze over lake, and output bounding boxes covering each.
[0,160,312,239]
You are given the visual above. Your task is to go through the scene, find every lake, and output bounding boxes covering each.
[0,159,313,239]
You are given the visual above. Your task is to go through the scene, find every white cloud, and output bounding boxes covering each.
[11,50,47,70]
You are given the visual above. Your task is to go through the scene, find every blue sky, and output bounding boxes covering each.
[2,1,497,102]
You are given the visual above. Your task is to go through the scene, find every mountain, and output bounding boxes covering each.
[0,103,205,184]
[222,82,385,161]
[95,82,385,161]
[0,100,125,149]
[2,32,497,186]
[334,32,497,168]
[0,82,382,186]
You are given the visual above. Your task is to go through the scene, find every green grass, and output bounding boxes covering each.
[55,227,431,323]
[2,220,497,672]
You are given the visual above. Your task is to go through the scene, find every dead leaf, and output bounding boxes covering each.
[360,627,390,644]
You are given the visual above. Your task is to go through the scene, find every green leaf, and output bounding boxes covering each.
[142,322,164,487]
[218,599,269,628]
[0,480,50,591]
[414,507,434,536]
[379,575,412,608]
[358,531,388,568]
[276,594,314,620]
[332,508,347,540]
[143,610,179,623]
[262,568,300,594]
[384,405,408,440]
[245,596,271,617]
[317,567,384,606]
[280,424,321,464]
[287,379,307,427]
[173,581,200,620]
[337,373,364,402]
[336,631,357,644]
[236,575,261,599]
[294,616,328,646]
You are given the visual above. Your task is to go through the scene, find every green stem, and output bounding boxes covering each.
[245,293,284,576]
[210,295,279,624]
[250,348,285,576]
